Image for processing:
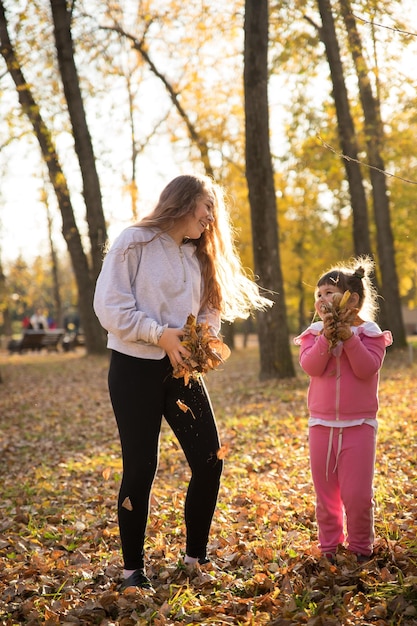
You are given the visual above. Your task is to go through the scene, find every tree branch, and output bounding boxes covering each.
[352,13,417,38]
[100,23,214,177]
[316,134,417,185]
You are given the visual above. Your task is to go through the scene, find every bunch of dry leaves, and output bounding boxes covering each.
[172,314,231,384]
[319,290,359,349]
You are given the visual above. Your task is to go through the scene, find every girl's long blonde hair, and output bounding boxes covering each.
[134,174,273,321]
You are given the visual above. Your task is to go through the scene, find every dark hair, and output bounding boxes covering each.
[316,257,378,320]
[317,267,366,308]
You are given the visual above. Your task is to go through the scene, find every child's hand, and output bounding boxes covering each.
[322,311,337,345]
[336,322,353,342]
[336,306,358,342]
[338,306,359,326]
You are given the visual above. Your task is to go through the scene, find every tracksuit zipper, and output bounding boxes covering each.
[335,353,341,420]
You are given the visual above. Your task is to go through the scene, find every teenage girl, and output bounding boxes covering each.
[94,174,272,589]
[294,257,392,561]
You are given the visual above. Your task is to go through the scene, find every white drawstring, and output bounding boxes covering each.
[325,427,343,481]
[325,427,333,481]
[333,428,343,474]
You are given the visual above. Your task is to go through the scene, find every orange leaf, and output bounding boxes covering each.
[176,399,196,419]
[102,467,112,480]
[122,496,133,511]
[176,399,189,413]
[217,444,230,459]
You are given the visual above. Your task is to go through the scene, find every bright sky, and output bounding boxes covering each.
[0,135,182,264]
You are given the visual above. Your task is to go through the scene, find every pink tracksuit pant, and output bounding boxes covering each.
[309,423,376,556]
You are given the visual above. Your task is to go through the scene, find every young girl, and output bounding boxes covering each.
[294,257,392,562]
[93,174,272,590]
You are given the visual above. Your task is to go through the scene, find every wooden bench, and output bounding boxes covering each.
[8,329,65,354]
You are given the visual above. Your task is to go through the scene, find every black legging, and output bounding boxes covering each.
[108,350,223,570]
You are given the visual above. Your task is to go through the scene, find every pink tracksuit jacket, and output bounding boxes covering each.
[294,321,393,556]
[294,321,393,422]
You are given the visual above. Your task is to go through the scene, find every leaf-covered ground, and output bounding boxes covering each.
[1,339,417,625]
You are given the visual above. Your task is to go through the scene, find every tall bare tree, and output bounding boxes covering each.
[41,187,63,326]
[0,253,11,340]
[310,0,386,327]
[310,0,372,257]
[50,0,107,281]
[338,0,406,346]
[244,0,295,379]
[0,0,106,353]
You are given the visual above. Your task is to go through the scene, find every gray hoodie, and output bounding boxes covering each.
[93,226,221,359]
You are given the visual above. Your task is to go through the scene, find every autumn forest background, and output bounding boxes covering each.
[1,0,417,624]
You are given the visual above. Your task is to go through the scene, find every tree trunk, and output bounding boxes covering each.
[45,195,63,326]
[314,0,371,255]
[50,0,107,281]
[0,0,106,354]
[338,0,406,346]
[244,0,295,379]
[0,254,12,341]
[313,0,385,326]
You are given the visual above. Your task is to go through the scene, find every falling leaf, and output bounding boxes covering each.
[176,399,189,413]
[176,399,196,419]
[217,444,230,459]
[102,467,112,480]
[122,496,133,511]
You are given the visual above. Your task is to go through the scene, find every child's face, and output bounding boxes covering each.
[314,283,343,319]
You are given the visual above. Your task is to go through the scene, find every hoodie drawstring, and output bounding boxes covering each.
[325,427,343,481]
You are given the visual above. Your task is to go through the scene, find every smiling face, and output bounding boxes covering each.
[186,193,215,239]
[314,282,344,319]
[315,282,360,320]
[169,192,215,243]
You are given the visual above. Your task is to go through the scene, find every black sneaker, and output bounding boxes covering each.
[119,569,154,591]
